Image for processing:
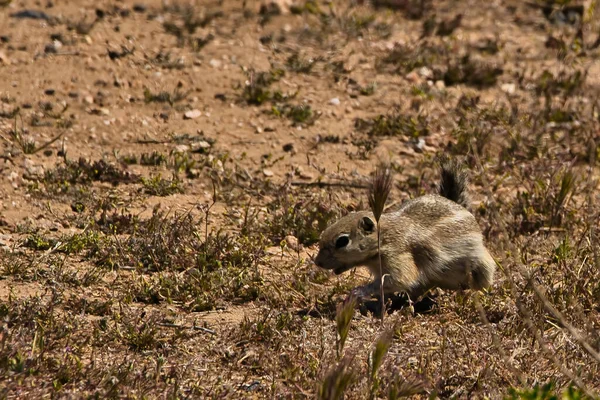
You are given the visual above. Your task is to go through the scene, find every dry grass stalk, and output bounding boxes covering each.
[368,165,393,323]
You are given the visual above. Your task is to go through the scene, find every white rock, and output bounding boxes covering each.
[501,83,516,94]
[209,59,222,68]
[329,97,340,106]
[184,109,202,120]
[263,169,274,177]
[191,141,211,151]
[418,66,433,79]
[174,145,190,153]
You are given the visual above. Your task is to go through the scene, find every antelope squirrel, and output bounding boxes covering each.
[314,158,495,300]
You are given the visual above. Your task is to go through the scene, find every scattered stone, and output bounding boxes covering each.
[44,43,58,54]
[282,143,294,152]
[10,10,53,21]
[68,91,79,98]
[0,51,10,65]
[413,138,426,153]
[405,71,421,83]
[174,145,190,153]
[262,169,274,177]
[132,4,147,13]
[191,141,211,153]
[44,89,55,96]
[23,159,44,178]
[298,169,313,180]
[419,66,433,79]
[501,83,516,94]
[183,109,202,120]
[209,59,222,68]
[84,95,94,104]
[329,97,340,106]
[285,235,301,252]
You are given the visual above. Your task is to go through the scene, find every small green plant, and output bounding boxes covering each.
[162,4,222,48]
[444,55,503,88]
[290,0,322,15]
[42,158,138,195]
[264,192,339,246]
[377,43,444,75]
[241,68,285,105]
[536,70,586,98]
[506,383,588,400]
[140,151,167,166]
[359,82,377,96]
[0,113,64,155]
[141,174,184,196]
[355,112,429,138]
[143,87,189,106]
[286,52,321,74]
[24,233,54,251]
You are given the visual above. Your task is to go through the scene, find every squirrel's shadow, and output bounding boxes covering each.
[297,293,437,321]
[359,293,437,317]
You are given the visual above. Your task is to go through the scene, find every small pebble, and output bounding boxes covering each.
[282,143,294,152]
[285,235,300,252]
[184,109,202,120]
[329,97,340,106]
[133,4,147,12]
[0,51,10,65]
[263,169,274,177]
[501,83,516,94]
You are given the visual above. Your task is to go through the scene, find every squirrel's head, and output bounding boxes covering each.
[314,211,380,275]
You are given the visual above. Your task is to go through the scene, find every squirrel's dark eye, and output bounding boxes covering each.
[335,235,350,249]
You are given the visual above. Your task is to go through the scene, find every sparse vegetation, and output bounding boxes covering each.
[1,0,600,398]
[355,111,430,138]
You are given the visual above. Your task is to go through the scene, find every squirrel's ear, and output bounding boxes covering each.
[359,216,375,233]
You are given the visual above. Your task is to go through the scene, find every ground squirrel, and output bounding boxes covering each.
[314,158,495,300]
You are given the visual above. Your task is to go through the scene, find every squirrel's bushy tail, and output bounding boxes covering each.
[436,155,471,209]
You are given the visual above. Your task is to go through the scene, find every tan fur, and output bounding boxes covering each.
[314,167,496,300]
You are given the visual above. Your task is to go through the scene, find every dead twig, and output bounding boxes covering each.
[158,322,216,335]
[291,181,369,189]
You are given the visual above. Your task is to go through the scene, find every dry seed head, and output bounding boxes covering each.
[368,165,393,222]
[335,295,356,357]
